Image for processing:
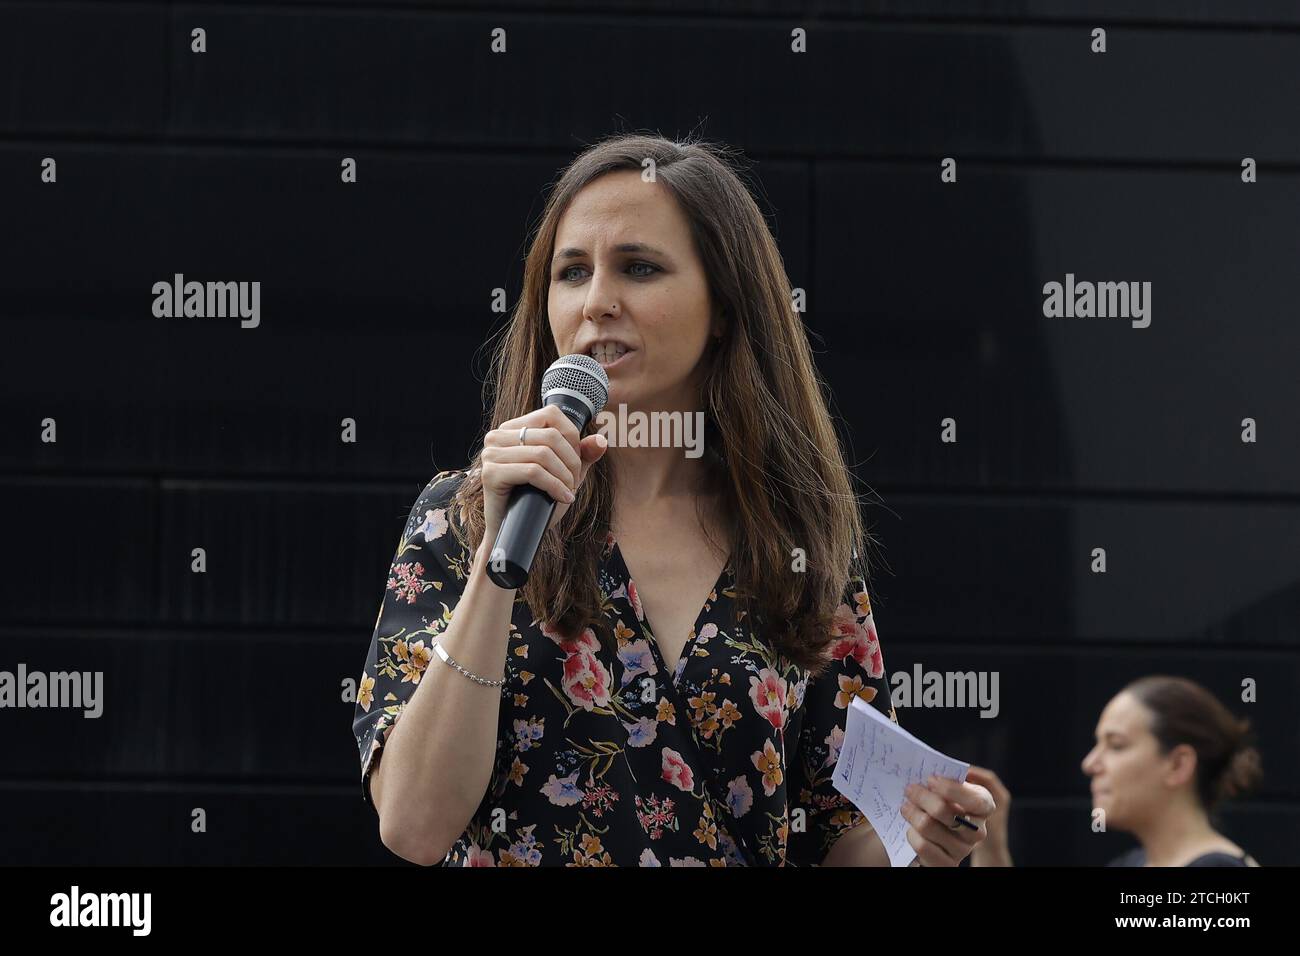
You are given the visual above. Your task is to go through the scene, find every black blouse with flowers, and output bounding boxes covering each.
[352,469,899,866]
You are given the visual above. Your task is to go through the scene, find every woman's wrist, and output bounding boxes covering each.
[971,840,1013,866]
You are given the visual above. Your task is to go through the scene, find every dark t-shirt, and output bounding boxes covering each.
[352,469,898,866]
[1107,846,1255,867]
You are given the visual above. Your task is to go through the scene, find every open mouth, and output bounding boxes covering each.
[590,344,634,368]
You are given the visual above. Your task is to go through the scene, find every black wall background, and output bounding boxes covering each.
[2,0,1298,866]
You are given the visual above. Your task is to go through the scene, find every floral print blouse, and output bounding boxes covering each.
[353,469,898,866]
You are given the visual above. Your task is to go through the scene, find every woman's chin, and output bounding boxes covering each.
[603,384,638,412]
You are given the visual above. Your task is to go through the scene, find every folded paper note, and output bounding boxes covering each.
[831,695,971,867]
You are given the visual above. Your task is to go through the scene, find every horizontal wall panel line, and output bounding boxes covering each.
[892,641,1300,656]
[13,1,1300,34]
[5,472,1300,508]
[5,134,1300,173]
[0,779,1294,803]
[0,624,1292,653]
[0,777,355,795]
[0,623,370,640]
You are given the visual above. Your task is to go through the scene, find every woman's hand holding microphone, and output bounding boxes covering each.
[480,404,609,546]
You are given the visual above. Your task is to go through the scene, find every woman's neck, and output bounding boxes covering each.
[608,444,711,505]
[1133,800,1225,866]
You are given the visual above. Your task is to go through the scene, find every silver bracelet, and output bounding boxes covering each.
[432,639,506,688]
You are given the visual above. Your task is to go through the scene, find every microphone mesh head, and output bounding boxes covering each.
[541,353,610,416]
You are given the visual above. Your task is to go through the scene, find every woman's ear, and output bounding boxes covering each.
[1164,743,1200,790]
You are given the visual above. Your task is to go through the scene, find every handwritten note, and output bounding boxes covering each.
[831,696,970,867]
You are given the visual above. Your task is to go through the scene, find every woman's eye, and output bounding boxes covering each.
[558,262,659,282]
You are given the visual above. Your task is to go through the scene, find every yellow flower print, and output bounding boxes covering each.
[717,700,742,728]
[508,756,528,786]
[398,640,432,684]
[831,806,860,829]
[750,737,784,796]
[834,672,877,709]
[358,673,375,712]
[572,834,614,865]
[694,814,719,849]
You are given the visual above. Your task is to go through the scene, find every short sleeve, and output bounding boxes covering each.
[352,469,473,811]
[785,573,897,866]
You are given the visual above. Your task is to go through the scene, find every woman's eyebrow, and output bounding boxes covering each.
[552,242,669,262]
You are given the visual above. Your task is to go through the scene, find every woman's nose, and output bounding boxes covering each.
[583,273,620,322]
[1081,748,1099,775]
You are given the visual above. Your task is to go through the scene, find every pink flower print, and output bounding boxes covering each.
[545,623,601,657]
[465,844,495,866]
[748,668,789,731]
[561,649,613,710]
[627,580,644,621]
[827,604,885,679]
[386,561,434,604]
[661,747,695,792]
[863,615,884,678]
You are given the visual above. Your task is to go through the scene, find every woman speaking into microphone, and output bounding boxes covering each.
[352,132,994,867]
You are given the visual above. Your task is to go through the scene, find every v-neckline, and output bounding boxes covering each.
[608,536,732,688]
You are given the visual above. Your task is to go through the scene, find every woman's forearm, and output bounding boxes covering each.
[370,543,517,865]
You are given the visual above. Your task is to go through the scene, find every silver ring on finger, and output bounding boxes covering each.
[519,426,529,446]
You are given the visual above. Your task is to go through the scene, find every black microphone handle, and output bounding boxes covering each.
[485,484,556,589]
[484,394,592,589]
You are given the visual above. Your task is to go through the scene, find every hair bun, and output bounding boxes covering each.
[1217,721,1263,801]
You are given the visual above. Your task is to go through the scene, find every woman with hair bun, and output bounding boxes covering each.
[1083,675,1262,866]
[968,675,1263,866]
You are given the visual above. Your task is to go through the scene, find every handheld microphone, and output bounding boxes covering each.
[486,354,610,589]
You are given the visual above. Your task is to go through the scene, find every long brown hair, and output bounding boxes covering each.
[452,131,874,675]
[1123,675,1263,814]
